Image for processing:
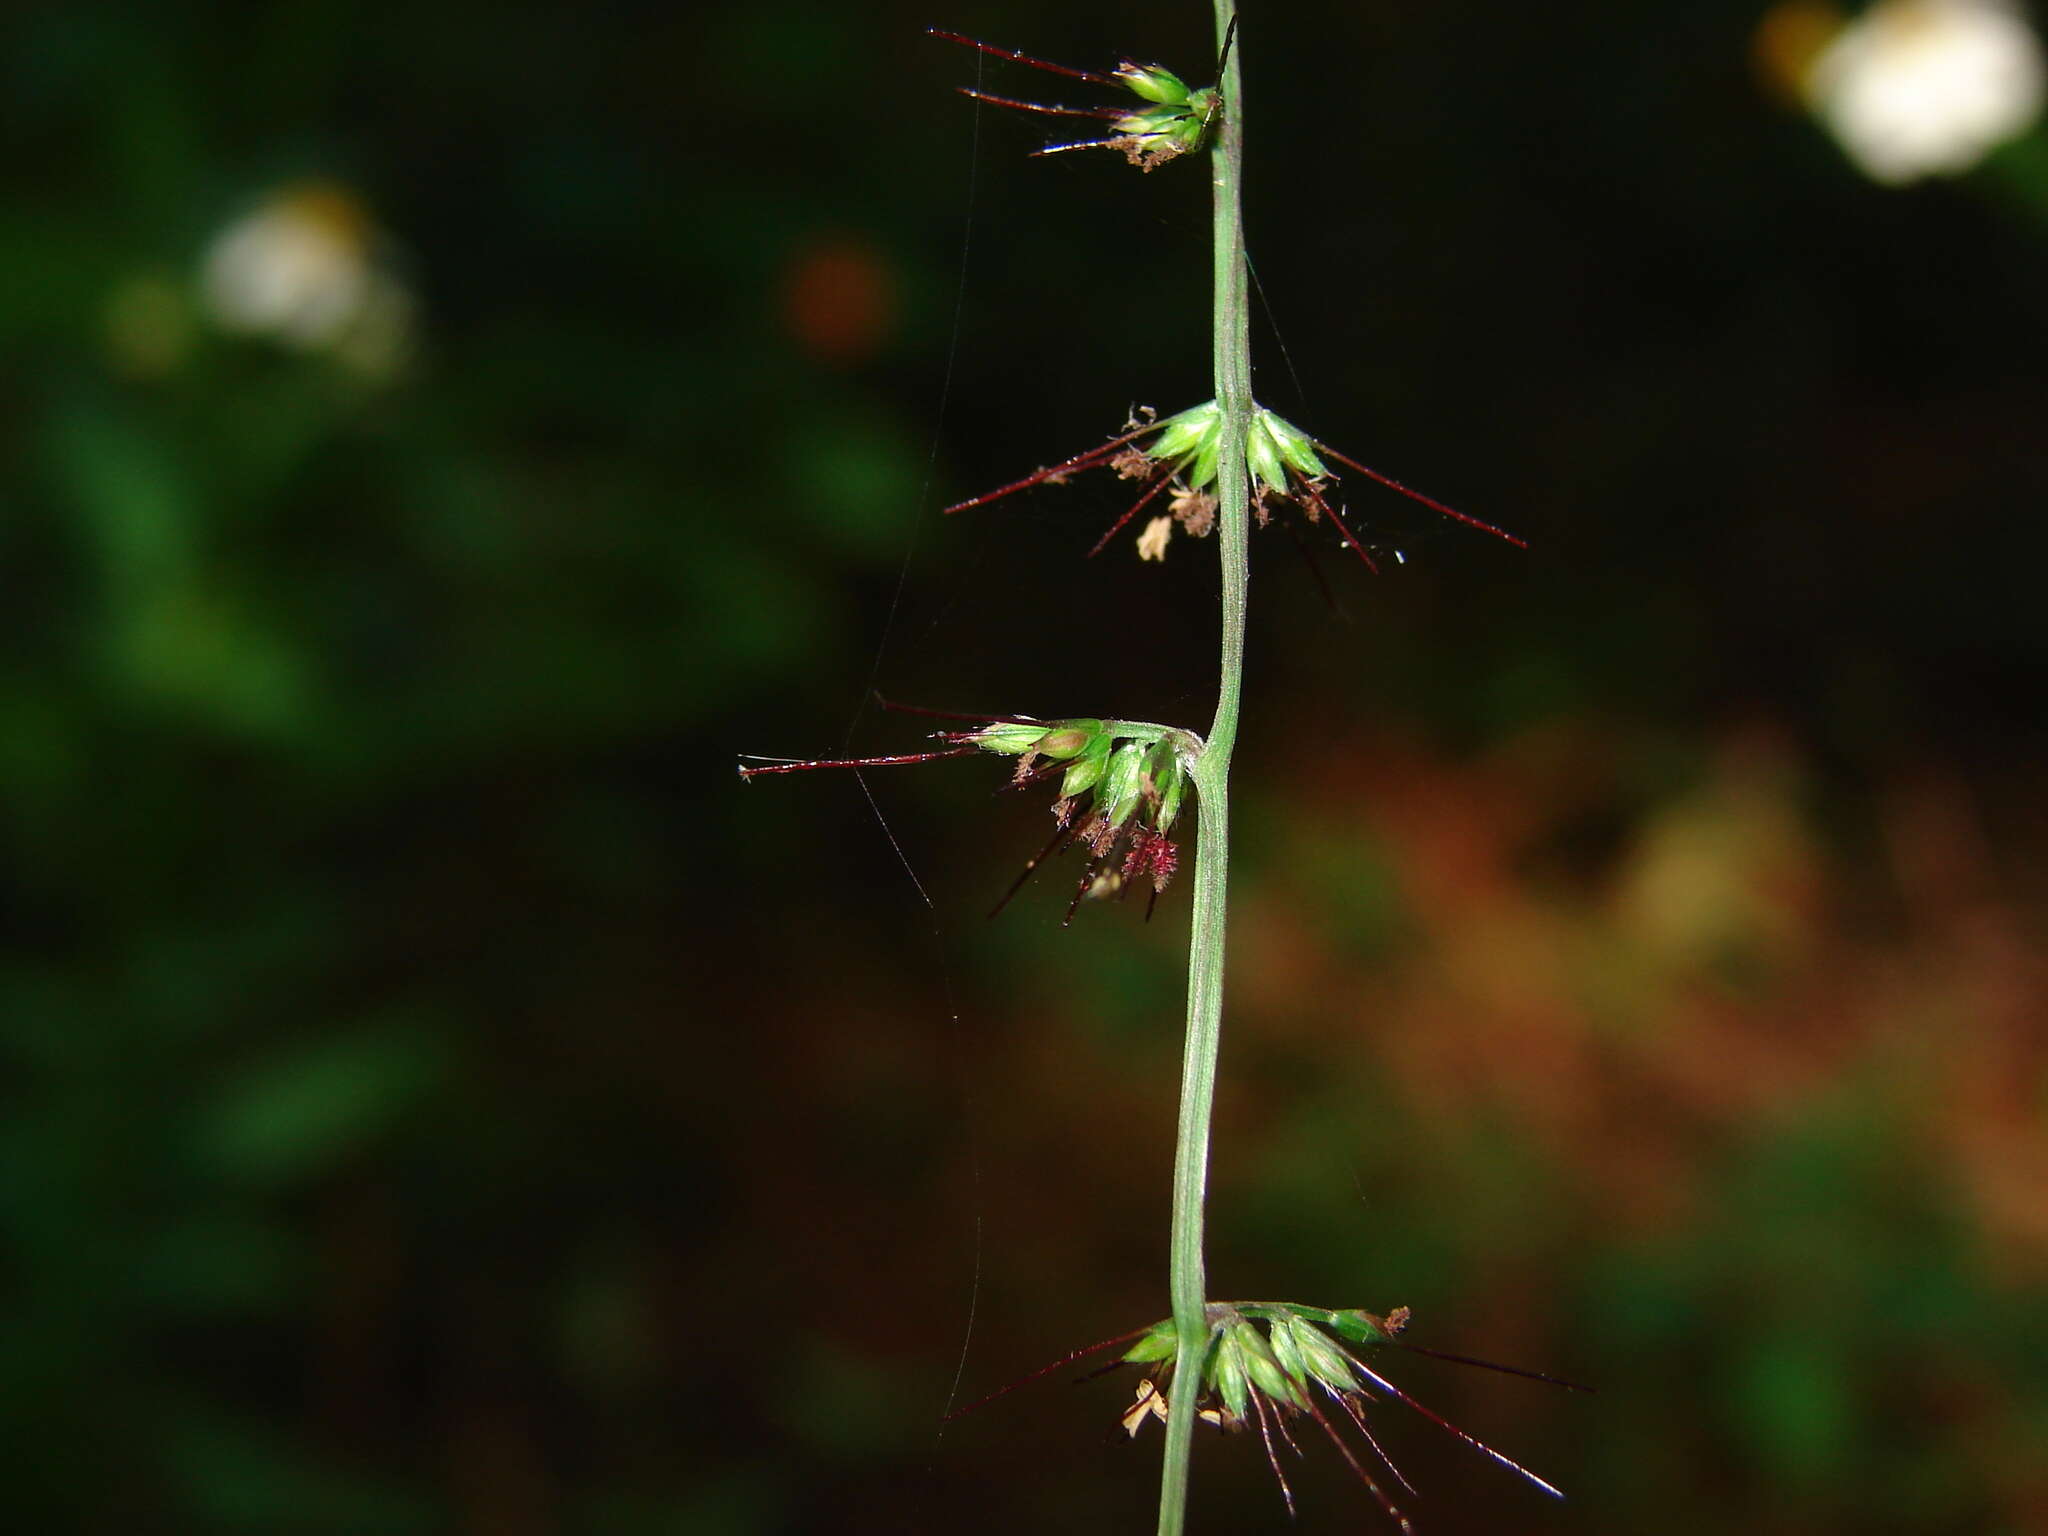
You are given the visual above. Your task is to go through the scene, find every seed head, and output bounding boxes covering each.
[743,704,1204,924]
[929,30,1224,170]
[945,401,1526,571]
[1115,1302,1573,1529]
[966,716,1201,923]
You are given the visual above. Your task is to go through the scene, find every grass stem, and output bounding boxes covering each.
[1156,6,1251,1532]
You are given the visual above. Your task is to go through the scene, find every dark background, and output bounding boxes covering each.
[5,1,2045,1532]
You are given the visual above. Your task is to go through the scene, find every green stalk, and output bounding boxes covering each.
[1156,6,1251,1533]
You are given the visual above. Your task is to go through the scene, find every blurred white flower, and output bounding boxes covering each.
[1806,0,2046,183]
[199,182,414,374]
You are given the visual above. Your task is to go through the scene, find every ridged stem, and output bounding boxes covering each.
[1155,5,1250,1532]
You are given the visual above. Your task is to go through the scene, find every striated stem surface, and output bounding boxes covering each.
[1156,5,1251,1533]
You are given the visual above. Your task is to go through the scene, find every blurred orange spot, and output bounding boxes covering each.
[781,234,896,365]
[1754,0,1846,104]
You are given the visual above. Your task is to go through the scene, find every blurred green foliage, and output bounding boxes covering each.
[2,1,2044,1533]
